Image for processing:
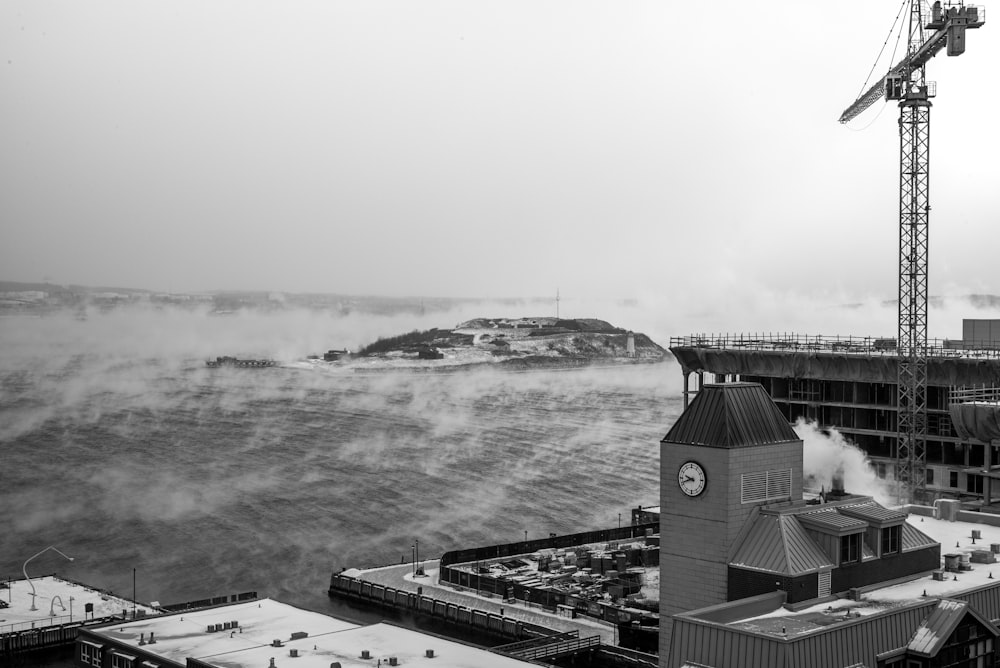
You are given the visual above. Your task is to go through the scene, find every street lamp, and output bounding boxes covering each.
[23,546,74,611]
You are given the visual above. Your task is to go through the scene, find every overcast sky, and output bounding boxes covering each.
[1,1,997,303]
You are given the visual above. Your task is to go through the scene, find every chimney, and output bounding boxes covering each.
[830,465,847,499]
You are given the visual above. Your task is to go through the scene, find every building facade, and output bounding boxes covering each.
[670,325,1000,503]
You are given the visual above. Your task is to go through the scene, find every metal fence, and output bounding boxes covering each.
[670,332,1000,360]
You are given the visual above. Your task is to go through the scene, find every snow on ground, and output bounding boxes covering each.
[1,575,156,633]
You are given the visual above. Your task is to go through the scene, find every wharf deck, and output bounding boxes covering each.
[336,560,617,646]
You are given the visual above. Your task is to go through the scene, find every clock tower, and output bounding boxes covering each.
[659,382,803,659]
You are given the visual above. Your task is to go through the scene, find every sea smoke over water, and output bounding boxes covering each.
[3,293,990,633]
[0,303,678,617]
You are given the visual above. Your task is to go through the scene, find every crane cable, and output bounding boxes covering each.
[856,0,910,99]
[846,0,912,131]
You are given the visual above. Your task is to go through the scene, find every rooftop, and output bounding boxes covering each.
[83,598,537,667]
[83,598,357,665]
[712,511,1000,638]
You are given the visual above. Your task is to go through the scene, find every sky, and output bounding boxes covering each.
[1,1,998,306]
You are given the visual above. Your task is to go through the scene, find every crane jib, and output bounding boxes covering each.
[838,4,983,124]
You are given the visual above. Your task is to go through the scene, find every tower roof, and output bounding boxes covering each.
[663,382,799,448]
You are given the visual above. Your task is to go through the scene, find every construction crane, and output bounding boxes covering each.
[839,1,984,503]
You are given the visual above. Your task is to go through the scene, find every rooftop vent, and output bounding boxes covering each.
[272,639,283,647]
[289,649,299,657]
[389,658,398,666]
[148,632,155,645]
[425,649,435,658]
[207,625,216,633]
[361,650,371,659]
[330,664,342,668]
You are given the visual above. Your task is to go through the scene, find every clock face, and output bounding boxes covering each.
[678,461,706,497]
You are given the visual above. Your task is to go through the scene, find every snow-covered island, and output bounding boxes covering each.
[301,317,668,371]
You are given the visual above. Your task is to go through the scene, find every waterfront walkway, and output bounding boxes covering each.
[344,559,617,645]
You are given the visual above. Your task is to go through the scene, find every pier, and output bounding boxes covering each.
[329,560,657,667]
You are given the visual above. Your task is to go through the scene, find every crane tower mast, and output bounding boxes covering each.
[839,1,983,503]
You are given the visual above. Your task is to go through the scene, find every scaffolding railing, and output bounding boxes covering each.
[669,333,1000,360]
[950,385,1000,404]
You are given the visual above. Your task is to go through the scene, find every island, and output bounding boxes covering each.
[338,317,667,370]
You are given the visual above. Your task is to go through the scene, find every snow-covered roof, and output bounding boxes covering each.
[204,621,539,668]
[0,575,156,634]
[83,600,538,667]
[82,598,357,665]
[720,511,1000,636]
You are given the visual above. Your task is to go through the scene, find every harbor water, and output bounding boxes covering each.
[0,307,678,639]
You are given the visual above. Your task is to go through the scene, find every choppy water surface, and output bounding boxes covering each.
[0,309,681,619]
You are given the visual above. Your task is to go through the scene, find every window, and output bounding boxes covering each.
[926,467,934,485]
[968,474,984,495]
[881,525,901,556]
[950,470,959,488]
[841,533,861,564]
[111,653,135,668]
[80,642,103,667]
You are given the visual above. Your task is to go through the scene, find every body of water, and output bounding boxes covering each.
[1,308,680,623]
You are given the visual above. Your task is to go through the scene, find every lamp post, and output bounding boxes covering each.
[411,544,416,577]
[23,546,74,611]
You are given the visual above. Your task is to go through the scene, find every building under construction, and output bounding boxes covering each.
[669,319,1000,506]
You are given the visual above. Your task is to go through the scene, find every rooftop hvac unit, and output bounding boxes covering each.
[426,649,435,658]
[272,639,283,647]
[289,649,299,657]
[973,529,983,540]
[361,650,371,659]
[389,658,398,666]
